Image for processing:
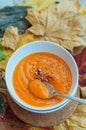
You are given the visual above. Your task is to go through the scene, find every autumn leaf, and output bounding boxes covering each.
[74,47,86,98]
[80,8,86,14]
[0,27,35,73]
[0,26,19,50]
[16,31,35,49]
[74,47,86,86]
[26,0,86,54]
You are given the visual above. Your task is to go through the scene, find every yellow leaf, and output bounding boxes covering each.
[80,8,86,14]
[19,0,55,11]
[16,31,35,49]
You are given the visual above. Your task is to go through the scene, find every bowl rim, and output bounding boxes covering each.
[5,40,79,113]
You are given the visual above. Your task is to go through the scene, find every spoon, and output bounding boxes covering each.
[44,82,86,104]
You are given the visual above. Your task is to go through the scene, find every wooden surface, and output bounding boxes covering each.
[7,90,79,127]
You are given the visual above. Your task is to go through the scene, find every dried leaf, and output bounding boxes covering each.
[26,0,86,53]
[0,31,34,72]
[74,47,86,86]
[0,26,19,50]
[75,0,81,9]
[54,103,86,130]
[16,31,35,49]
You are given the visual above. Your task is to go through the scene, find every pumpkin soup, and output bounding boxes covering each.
[12,52,72,108]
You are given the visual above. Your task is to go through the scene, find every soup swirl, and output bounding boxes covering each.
[12,52,72,108]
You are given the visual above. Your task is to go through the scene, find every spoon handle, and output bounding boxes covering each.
[57,93,86,104]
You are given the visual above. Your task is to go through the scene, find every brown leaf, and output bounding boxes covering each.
[26,0,86,53]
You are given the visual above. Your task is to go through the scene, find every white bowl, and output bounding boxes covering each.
[5,41,79,113]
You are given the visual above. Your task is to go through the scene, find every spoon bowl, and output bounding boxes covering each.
[44,82,86,104]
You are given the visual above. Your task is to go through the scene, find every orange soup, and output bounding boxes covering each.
[12,52,72,108]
